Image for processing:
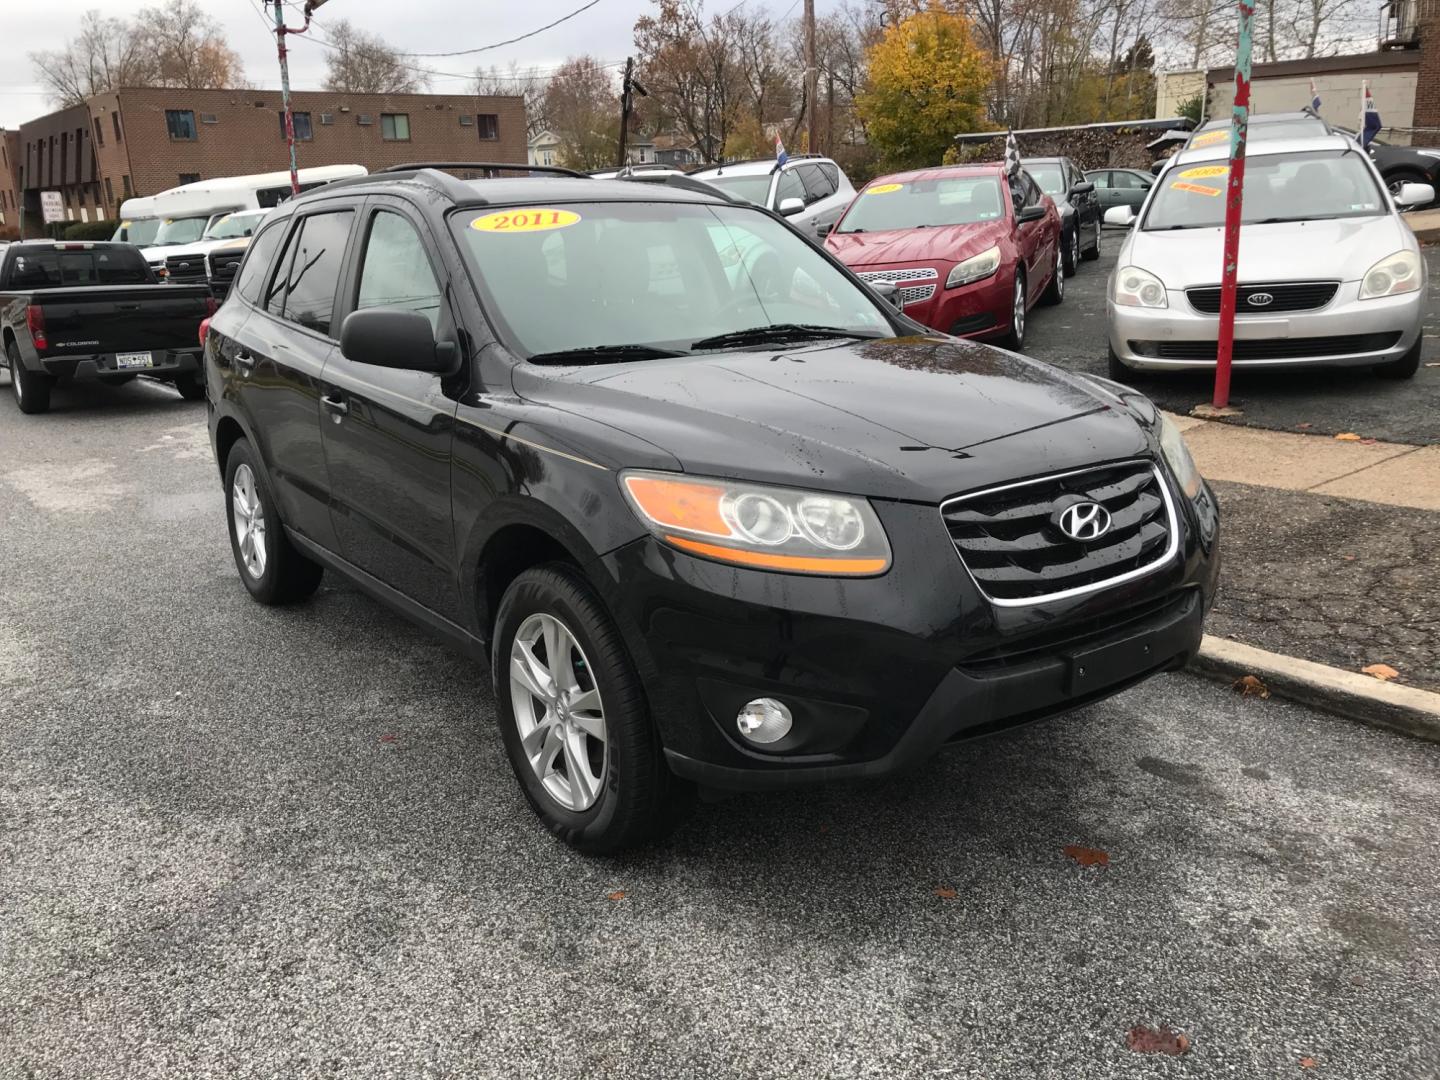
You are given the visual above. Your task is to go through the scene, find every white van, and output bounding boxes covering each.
[128,165,367,275]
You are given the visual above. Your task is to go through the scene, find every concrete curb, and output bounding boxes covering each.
[1189,635,1440,743]
[1406,209,1440,245]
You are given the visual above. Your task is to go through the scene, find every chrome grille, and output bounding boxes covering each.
[164,254,206,282]
[899,284,936,305]
[941,461,1178,606]
[857,267,938,285]
[1186,281,1338,314]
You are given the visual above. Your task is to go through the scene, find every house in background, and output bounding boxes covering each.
[528,130,561,167]
[652,133,703,167]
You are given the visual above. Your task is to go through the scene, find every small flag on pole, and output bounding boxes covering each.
[1004,129,1021,178]
[775,134,788,167]
[1360,80,1382,148]
[1309,78,1321,114]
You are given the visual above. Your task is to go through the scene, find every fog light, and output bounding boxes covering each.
[736,698,792,744]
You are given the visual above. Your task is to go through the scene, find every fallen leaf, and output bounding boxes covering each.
[1233,674,1271,699]
[1295,422,1312,429]
[933,886,957,899]
[1361,663,1399,682]
[378,733,399,743]
[1063,845,1110,867]
[1125,1025,1190,1055]
[1300,1058,1317,1069]
[606,890,626,901]
[1341,554,1356,561]
[1334,432,1362,441]
[1359,438,1378,445]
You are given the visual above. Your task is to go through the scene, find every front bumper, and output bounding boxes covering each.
[1108,282,1424,369]
[855,264,1014,339]
[38,349,202,380]
[596,480,1220,791]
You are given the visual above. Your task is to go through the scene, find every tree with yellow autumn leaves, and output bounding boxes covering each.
[856,4,995,172]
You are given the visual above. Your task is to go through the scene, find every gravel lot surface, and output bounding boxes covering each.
[1025,239,1440,446]
[3,378,1440,1079]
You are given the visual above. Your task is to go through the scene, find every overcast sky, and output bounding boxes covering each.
[0,0,679,128]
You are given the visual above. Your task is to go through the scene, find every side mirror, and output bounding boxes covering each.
[1069,181,1095,195]
[815,220,833,238]
[1395,181,1435,207]
[1150,160,1165,176]
[870,280,905,312]
[1017,204,1046,224]
[777,197,805,217]
[340,308,455,373]
[1104,205,1136,226]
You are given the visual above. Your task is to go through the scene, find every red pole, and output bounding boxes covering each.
[1213,0,1256,409]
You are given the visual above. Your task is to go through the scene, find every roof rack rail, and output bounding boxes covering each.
[613,171,747,205]
[381,161,591,179]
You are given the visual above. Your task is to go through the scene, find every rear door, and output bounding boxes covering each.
[797,163,844,234]
[317,197,462,622]
[1088,170,1117,211]
[228,205,358,550]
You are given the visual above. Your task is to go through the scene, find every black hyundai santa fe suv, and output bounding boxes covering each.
[204,164,1220,852]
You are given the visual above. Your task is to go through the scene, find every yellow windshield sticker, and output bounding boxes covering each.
[470,209,581,234]
[1191,129,1229,147]
[120,220,132,228]
[1171,180,1223,197]
[866,183,903,194]
[1178,165,1229,180]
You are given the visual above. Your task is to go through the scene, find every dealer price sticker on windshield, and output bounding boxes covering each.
[1191,129,1229,148]
[1171,180,1223,197]
[470,209,581,233]
[1178,165,1229,180]
[866,183,904,195]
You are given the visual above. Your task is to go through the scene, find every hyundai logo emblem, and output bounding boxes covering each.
[1057,501,1112,542]
[1246,291,1274,307]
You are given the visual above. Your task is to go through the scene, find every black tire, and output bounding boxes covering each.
[7,340,52,415]
[1082,217,1102,260]
[492,564,680,854]
[1107,345,1138,381]
[1062,225,1080,277]
[173,372,205,401]
[1373,337,1422,380]
[1386,168,1430,209]
[1000,270,1026,350]
[1040,241,1065,306]
[223,439,323,605]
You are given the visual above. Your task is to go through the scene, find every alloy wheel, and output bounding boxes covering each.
[509,612,608,812]
[1071,229,1080,270]
[1012,276,1026,343]
[1055,245,1064,299]
[231,463,268,580]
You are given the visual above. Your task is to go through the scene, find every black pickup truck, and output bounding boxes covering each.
[1,241,214,415]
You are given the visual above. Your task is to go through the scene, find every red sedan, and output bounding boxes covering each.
[825,164,1064,349]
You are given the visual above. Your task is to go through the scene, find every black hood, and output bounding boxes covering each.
[512,336,1152,503]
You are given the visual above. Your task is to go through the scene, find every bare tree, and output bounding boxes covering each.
[474,63,548,139]
[29,10,159,106]
[320,19,428,95]
[540,57,620,170]
[133,0,244,90]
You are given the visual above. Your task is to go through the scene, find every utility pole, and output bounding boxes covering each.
[273,0,328,196]
[617,58,647,169]
[1210,0,1255,412]
[803,0,818,153]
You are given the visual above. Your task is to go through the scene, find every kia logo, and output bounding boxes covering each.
[1057,501,1112,542]
[1246,291,1274,307]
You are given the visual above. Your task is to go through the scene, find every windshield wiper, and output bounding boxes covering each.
[691,324,882,351]
[1250,216,1315,225]
[526,344,686,365]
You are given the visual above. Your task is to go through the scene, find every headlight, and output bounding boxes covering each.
[945,245,1001,289]
[1358,249,1421,300]
[621,471,891,575]
[1157,414,1202,499]
[1113,265,1168,308]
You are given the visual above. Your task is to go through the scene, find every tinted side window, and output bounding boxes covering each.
[1024,175,1043,206]
[277,211,354,336]
[821,163,840,190]
[799,164,836,202]
[775,170,805,207]
[235,222,286,306]
[263,223,300,314]
[355,211,443,330]
[1008,175,1026,210]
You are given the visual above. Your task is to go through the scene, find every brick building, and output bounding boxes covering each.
[1414,0,1440,135]
[13,86,527,236]
[0,129,20,235]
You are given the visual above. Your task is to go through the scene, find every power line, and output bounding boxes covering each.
[387,0,605,58]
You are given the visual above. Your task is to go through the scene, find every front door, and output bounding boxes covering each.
[319,200,462,623]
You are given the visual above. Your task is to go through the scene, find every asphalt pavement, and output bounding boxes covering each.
[4,378,1440,1079]
[1024,237,1440,446]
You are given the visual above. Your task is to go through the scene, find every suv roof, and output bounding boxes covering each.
[690,154,835,177]
[1170,132,1360,168]
[1193,110,1326,132]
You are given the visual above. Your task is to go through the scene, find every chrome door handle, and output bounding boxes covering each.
[234,351,255,371]
[321,392,349,418]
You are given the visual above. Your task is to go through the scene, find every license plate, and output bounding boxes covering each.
[1067,634,1159,695]
[115,351,154,369]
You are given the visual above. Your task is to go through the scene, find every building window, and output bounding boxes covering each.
[380,113,410,141]
[477,114,499,140]
[165,110,197,140]
[112,111,122,142]
[278,111,313,140]
[104,177,114,205]
[201,113,218,124]
[122,175,132,198]
[320,113,334,125]
[459,115,473,126]
[94,117,105,148]
[179,172,201,185]
[356,113,373,126]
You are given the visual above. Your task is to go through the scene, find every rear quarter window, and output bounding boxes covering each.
[234,221,287,306]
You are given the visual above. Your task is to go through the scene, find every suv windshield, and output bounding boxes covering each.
[1026,165,1066,197]
[152,215,211,246]
[1144,149,1384,230]
[453,201,891,358]
[695,174,773,206]
[204,211,266,241]
[837,176,1007,234]
[115,218,162,246]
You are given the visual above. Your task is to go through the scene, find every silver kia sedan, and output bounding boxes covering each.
[1105,134,1431,381]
